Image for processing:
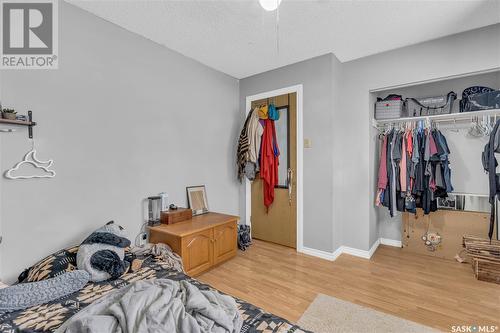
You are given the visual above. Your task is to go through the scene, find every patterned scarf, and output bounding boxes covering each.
[237,110,254,182]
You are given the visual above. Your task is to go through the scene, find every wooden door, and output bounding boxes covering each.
[213,222,237,264]
[251,93,297,248]
[182,229,213,275]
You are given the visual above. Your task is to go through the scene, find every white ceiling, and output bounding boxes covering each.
[67,0,500,79]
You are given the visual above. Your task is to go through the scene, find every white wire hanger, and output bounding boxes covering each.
[5,139,56,179]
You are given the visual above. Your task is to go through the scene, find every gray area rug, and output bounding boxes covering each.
[298,294,439,333]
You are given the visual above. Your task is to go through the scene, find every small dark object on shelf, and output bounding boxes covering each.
[169,204,178,210]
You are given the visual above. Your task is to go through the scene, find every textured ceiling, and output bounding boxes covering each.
[66,0,500,79]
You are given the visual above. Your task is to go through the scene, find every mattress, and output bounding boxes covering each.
[0,255,308,333]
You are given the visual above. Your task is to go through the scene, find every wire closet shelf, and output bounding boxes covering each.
[372,109,500,129]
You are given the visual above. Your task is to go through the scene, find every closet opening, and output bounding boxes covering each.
[371,69,500,259]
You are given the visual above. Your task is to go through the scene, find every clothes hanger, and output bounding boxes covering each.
[5,139,56,179]
[448,118,459,133]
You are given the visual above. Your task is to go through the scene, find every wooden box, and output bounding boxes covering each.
[160,208,192,225]
[149,213,239,276]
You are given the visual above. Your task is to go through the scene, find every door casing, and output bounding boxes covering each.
[244,84,304,252]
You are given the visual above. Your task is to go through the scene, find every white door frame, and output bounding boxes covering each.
[244,84,304,251]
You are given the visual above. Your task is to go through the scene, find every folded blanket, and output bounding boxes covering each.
[55,279,242,333]
[131,243,184,272]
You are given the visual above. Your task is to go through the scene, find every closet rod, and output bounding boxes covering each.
[372,108,500,128]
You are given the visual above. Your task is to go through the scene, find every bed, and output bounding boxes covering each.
[0,254,308,333]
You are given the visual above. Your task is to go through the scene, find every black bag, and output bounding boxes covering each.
[404,91,456,117]
[237,224,252,251]
[460,86,495,112]
[466,90,500,112]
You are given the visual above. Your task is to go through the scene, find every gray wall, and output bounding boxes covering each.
[338,24,500,250]
[330,54,343,251]
[239,54,335,252]
[0,2,240,282]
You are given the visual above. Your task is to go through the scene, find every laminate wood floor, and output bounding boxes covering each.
[197,239,500,332]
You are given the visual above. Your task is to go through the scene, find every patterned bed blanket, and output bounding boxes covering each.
[0,256,308,333]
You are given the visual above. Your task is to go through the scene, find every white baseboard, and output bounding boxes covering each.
[299,237,401,261]
[341,246,370,259]
[340,238,381,259]
[380,238,402,247]
[368,238,381,257]
[299,246,342,261]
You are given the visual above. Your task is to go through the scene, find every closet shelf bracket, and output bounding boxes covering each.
[28,111,36,139]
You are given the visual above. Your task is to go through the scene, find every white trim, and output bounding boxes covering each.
[341,246,371,259]
[369,67,500,93]
[299,246,342,261]
[244,84,304,251]
[298,237,401,261]
[342,239,380,260]
[368,238,381,257]
[379,238,402,248]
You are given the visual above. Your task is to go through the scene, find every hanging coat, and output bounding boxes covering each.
[236,109,254,181]
[247,107,264,164]
[260,119,280,209]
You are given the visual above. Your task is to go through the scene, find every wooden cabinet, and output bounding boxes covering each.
[149,212,238,276]
[213,222,237,265]
[183,229,213,275]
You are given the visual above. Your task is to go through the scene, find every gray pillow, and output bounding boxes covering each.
[0,270,89,313]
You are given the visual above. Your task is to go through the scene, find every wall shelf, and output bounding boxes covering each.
[0,118,35,126]
[372,108,500,128]
[0,110,37,138]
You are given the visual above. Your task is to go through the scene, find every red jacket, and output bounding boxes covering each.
[260,119,280,209]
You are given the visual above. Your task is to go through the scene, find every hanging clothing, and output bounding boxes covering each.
[483,119,500,240]
[377,126,453,217]
[377,135,388,190]
[260,119,280,209]
[258,105,269,119]
[400,134,407,194]
[247,107,264,164]
[236,109,254,182]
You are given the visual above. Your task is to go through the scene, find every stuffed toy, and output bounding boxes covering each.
[77,221,131,282]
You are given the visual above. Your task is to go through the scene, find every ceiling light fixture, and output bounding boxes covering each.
[259,0,282,11]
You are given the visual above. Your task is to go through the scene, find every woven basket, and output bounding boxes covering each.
[463,236,500,284]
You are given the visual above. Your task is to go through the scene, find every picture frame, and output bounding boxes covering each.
[186,185,209,216]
